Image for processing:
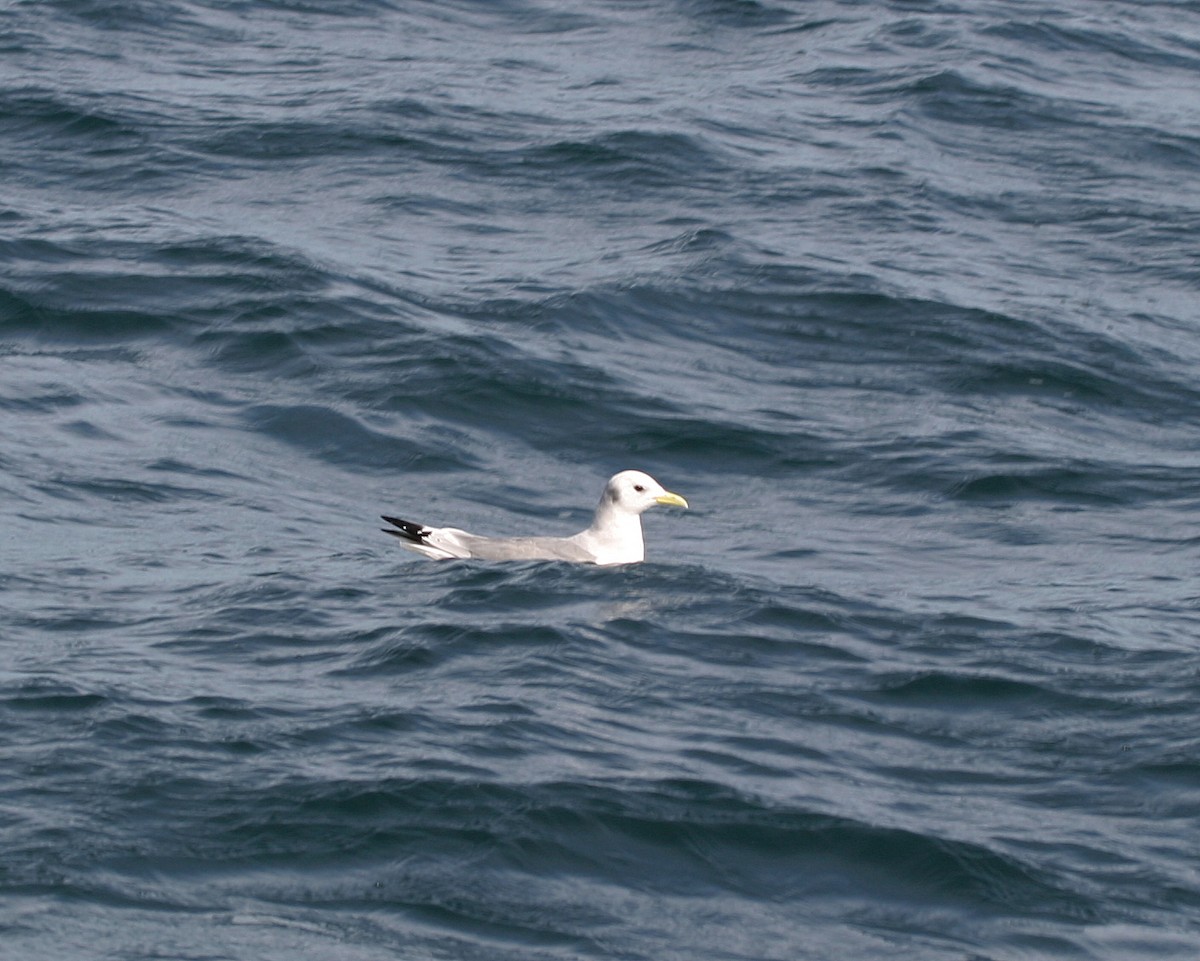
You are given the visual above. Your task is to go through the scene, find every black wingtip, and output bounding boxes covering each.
[380,515,427,545]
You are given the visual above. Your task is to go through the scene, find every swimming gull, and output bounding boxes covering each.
[381,470,688,566]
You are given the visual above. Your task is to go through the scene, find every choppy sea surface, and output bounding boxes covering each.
[4,2,1200,959]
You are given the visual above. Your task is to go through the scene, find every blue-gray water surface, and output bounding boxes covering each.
[3,2,1200,959]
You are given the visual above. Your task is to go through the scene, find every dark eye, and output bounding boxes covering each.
[633,484,645,492]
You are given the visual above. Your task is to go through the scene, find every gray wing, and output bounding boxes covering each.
[455,533,596,563]
[382,516,596,563]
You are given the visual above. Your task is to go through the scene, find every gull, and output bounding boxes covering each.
[381,470,688,566]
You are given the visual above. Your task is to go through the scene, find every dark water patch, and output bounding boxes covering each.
[39,0,222,39]
[56,418,121,441]
[339,621,569,678]
[87,710,264,772]
[939,353,1194,416]
[244,403,469,473]
[226,0,424,17]
[1125,759,1200,798]
[3,683,107,714]
[531,781,1079,916]
[567,272,1128,399]
[14,608,132,635]
[190,292,420,378]
[730,589,860,638]
[334,636,441,675]
[683,734,828,778]
[642,225,738,258]
[199,328,317,376]
[370,189,490,222]
[193,98,545,177]
[318,708,428,740]
[904,69,1083,131]
[945,460,1200,508]
[353,338,665,457]
[982,18,1200,73]
[0,380,86,414]
[2,300,177,343]
[947,467,1108,506]
[516,130,728,191]
[803,63,907,96]
[161,615,405,671]
[375,98,439,122]
[867,671,1079,713]
[173,576,339,629]
[0,89,134,142]
[626,414,825,472]
[582,572,885,667]
[151,235,326,281]
[0,89,201,191]
[197,118,422,164]
[188,696,279,724]
[145,457,249,483]
[64,772,1086,922]
[437,564,619,614]
[677,0,799,30]
[641,625,868,674]
[872,14,959,51]
[1031,628,1135,664]
[0,236,94,267]
[389,288,839,468]
[5,235,341,350]
[38,473,220,506]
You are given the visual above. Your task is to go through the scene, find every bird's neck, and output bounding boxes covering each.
[587,502,645,563]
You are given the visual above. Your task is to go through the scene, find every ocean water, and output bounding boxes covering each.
[3,1,1200,958]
